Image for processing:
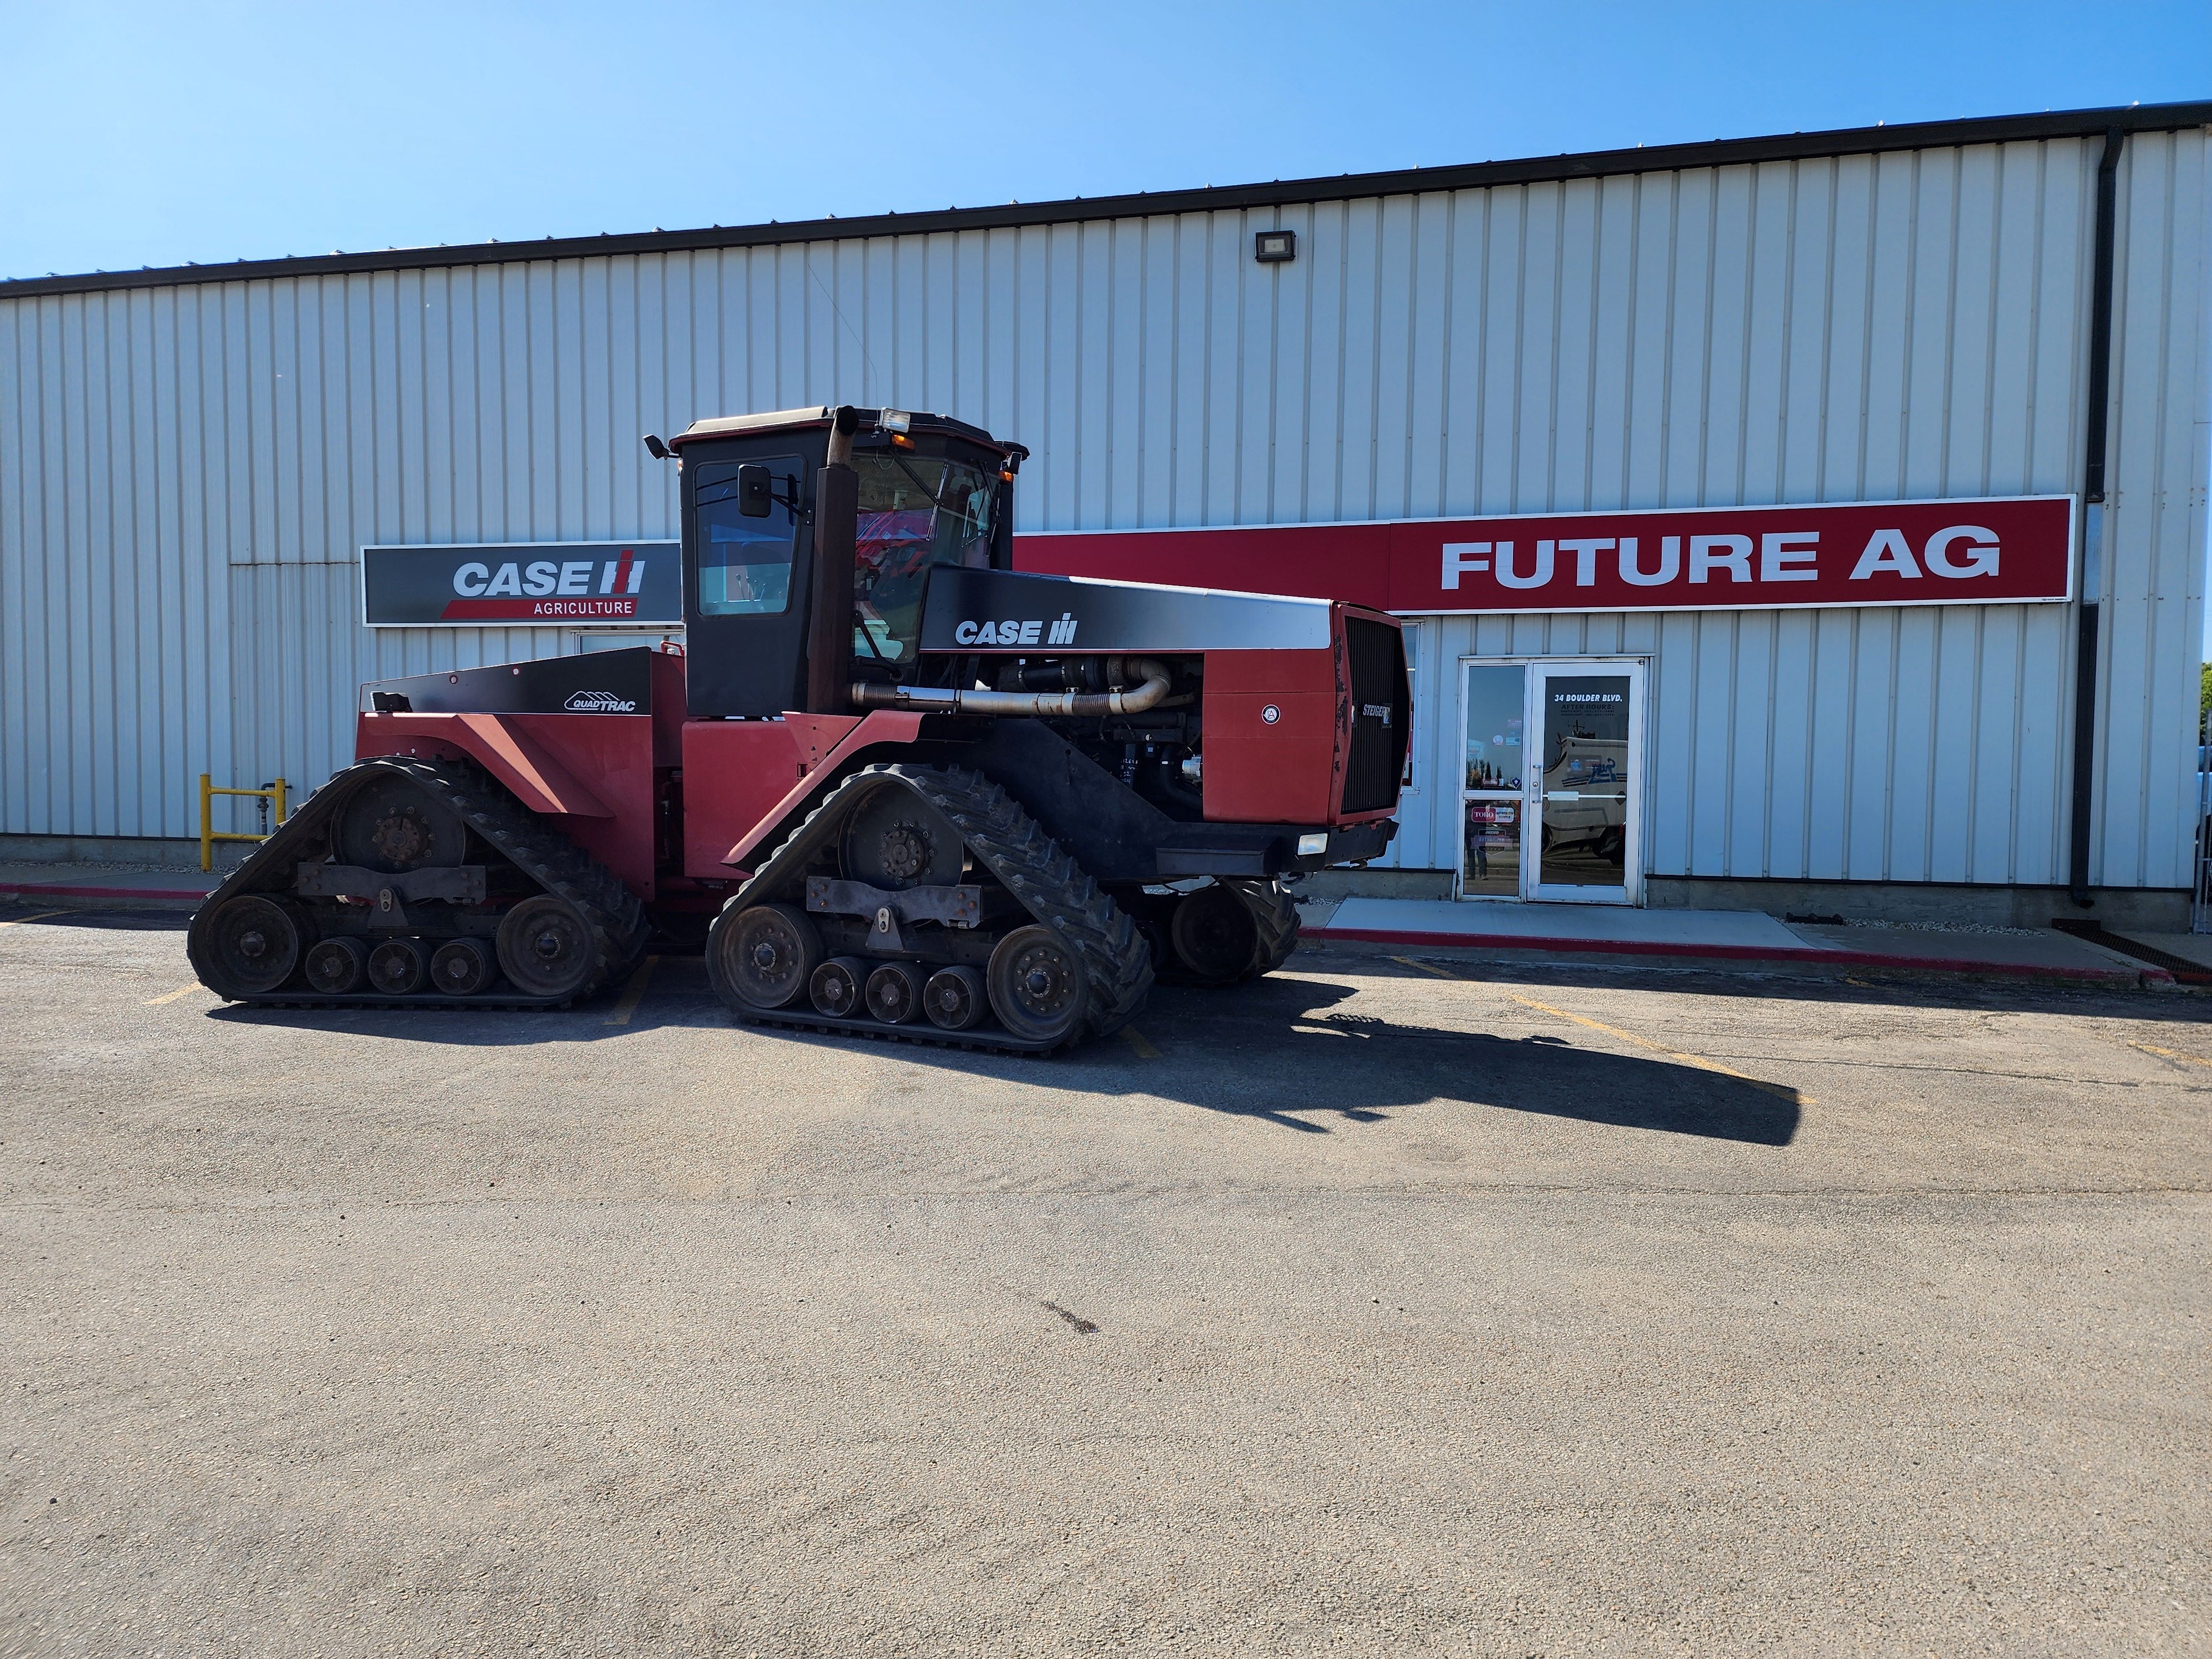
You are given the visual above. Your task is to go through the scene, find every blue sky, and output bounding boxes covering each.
[4,1,2206,640]
[3,1,2203,280]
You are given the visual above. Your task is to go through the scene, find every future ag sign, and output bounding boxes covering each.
[1016,495,2075,615]
[362,542,682,628]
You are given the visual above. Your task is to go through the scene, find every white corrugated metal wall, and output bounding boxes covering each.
[2,129,2206,885]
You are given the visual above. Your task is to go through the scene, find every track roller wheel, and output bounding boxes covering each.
[709,902,823,1011]
[429,938,492,996]
[809,955,869,1017]
[302,936,368,995]
[497,895,599,1000]
[864,961,927,1025]
[1169,883,1259,983]
[987,924,1091,1046]
[924,965,987,1032]
[203,895,305,995]
[367,939,426,995]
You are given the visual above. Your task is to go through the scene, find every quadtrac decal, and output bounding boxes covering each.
[362,543,682,627]
[918,566,1332,653]
[363,649,655,716]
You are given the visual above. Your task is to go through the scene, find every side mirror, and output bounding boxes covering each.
[735,463,774,518]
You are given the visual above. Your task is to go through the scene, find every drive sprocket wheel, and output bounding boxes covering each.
[337,775,470,874]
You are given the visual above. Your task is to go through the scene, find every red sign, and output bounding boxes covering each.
[1016,495,2075,614]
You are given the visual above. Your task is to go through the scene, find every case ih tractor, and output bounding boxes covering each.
[187,405,1408,1051]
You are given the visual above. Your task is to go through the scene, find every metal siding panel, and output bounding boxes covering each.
[1970,607,2026,882]
[1887,608,1942,880]
[1295,202,1341,524]
[1014,226,1053,530]
[1804,611,1859,879]
[1548,181,1597,509]
[1945,147,2001,493]
[1646,611,1699,875]
[1105,220,1142,529]
[1702,166,1755,507]
[1727,610,1775,874]
[1765,608,1819,876]
[1512,186,1561,515]
[1373,196,1421,521]
[1926,605,1983,881]
[1077,223,1113,525]
[1136,217,1178,528]
[1335,199,1382,523]
[1740,162,1794,504]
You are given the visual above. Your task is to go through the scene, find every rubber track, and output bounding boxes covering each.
[188,755,649,1009]
[1225,878,1301,977]
[726,763,1154,1047]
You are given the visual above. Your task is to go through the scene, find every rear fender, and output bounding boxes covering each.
[356,711,666,898]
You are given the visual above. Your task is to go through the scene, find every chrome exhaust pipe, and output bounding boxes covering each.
[851,657,1173,718]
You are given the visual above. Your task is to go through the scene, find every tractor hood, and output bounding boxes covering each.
[916,567,1332,654]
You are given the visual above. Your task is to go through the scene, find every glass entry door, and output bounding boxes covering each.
[1527,662,1643,902]
[1458,664,1528,898]
[1457,658,1646,905]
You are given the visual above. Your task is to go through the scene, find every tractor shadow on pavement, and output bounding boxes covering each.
[1071,974,1804,1146]
[200,956,1802,1146]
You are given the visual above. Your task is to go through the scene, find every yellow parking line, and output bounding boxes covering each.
[0,910,66,927]
[603,955,659,1025]
[1391,955,1463,980]
[2130,1039,2212,1068]
[1505,993,1809,1104]
[145,982,207,1005]
[1120,1025,1161,1059]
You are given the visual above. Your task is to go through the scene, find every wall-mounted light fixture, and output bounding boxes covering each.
[1253,229,1297,264]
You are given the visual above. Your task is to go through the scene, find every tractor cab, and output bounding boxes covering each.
[662,406,1025,719]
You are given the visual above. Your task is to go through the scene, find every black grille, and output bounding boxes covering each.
[1340,617,1408,815]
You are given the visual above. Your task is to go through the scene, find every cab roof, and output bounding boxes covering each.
[669,405,1021,457]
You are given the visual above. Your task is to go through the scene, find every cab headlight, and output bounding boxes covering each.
[1296,832,1328,857]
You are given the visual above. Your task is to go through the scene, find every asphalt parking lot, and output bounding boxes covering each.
[2,906,2207,1657]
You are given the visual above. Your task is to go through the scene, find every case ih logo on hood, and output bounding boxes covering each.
[563,690,638,713]
[953,613,1078,647]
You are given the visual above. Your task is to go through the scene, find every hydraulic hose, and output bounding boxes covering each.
[851,657,1173,718]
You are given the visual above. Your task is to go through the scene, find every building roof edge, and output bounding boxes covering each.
[6,101,2207,301]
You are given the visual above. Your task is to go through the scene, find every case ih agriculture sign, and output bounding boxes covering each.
[362,542,682,628]
[1016,495,2075,615]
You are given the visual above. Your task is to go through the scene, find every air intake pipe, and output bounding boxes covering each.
[851,657,1173,718]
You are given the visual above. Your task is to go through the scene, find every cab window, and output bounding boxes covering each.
[694,456,802,615]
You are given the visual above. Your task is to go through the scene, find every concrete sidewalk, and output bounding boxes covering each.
[1301,894,2180,988]
[0,863,222,911]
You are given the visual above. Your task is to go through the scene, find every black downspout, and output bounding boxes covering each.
[2067,128,2125,907]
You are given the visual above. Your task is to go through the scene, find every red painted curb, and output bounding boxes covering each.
[0,881,211,902]
[1304,925,2170,985]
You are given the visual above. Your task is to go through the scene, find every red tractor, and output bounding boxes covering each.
[188,405,1408,1051]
